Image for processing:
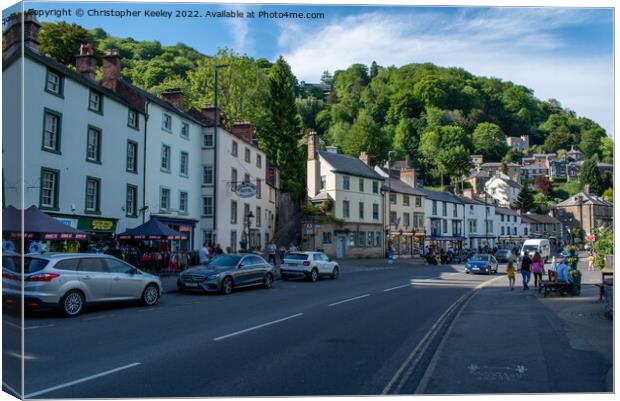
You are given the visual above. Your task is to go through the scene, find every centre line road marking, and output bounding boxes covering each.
[83,315,105,321]
[3,321,21,329]
[384,284,411,292]
[328,294,371,307]
[24,324,55,330]
[3,381,20,398]
[24,362,141,399]
[213,313,304,341]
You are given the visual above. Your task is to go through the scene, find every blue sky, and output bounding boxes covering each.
[4,2,614,136]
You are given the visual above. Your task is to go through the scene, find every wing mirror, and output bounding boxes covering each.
[238,263,244,269]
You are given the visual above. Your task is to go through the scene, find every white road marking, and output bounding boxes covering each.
[383,284,411,292]
[2,380,20,397]
[328,294,371,307]
[7,351,37,360]
[214,313,303,341]
[24,362,141,398]
[3,320,21,329]
[83,315,105,321]
[24,324,55,330]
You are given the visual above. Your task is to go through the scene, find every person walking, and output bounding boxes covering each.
[531,251,544,288]
[266,241,277,265]
[587,252,595,271]
[520,250,532,290]
[199,241,209,265]
[506,261,516,291]
[214,243,224,255]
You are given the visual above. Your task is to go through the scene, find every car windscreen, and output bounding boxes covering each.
[470,255,489,262]
[206,255,242,268]
[522,245,538,253]
[2,256,49,273]
[285,253,309,261]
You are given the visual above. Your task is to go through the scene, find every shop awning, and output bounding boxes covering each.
[429,235,466,241]
[117,218,187,240]
[2,205,90,240]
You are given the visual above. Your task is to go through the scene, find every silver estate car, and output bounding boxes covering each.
[2,253,162,316]
[177,254,278,295]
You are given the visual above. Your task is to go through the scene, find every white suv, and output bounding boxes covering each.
[280,252,339,282]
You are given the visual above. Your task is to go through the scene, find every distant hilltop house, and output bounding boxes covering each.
[506,135,530,151]
[484,172,523,207]
[299,81,331,96]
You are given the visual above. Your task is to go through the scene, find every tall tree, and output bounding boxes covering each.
[260,57,304,200]
[580,158,603,195]
[600,136,614,164]
[39,22,100,66]
[472,122,508,161]
[534,175,552,195]
[342,112,390,164]
[513,187,535,212]
[579,128,605,159]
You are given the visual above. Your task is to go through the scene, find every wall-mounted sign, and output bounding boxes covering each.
[235,182,257,198]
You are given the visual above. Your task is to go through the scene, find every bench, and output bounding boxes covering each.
[540,270,572,297]
[596,272,613,302]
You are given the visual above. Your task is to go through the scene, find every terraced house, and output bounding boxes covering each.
[416,188,465,251]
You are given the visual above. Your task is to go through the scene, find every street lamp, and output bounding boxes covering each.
[214,63,229,247]
[387,150,396,253]
[245,210,254,252]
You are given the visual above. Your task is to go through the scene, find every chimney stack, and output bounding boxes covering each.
[308,131,319,161]
[463,188,474,199]
[400,168,417,188]
[75,43,97,80]
[201,104,218,126]
[307,132,321,197]
[3,12,41,55]
[162,88,185,110]
[359,151,370,165]
[584,184,590,194]
[101,48,121,91]
[230,121,255,142]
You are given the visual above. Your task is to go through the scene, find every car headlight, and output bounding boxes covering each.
[207,274,219,280]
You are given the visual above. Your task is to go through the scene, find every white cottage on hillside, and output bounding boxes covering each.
[484,172,523,207]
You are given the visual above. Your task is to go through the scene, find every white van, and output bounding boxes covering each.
[520,239,551,261]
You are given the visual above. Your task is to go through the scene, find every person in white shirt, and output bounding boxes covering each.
[199,242,209,265]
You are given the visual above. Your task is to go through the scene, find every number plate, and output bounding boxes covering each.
[288,263,298,267]
[184,282,199,287]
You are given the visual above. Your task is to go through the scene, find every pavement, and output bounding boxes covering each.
[416,262,613,394]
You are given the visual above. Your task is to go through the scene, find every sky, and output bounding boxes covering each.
[3,1,615,136]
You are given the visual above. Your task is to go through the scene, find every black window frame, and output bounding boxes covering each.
[84,176,101,215]
[41,108,62,154]
[126,184,138,217]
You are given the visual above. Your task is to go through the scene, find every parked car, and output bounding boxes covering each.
[495,248,515,263]
[177,254,278,295]
[2,253,161,316]
[465,254,499,275]
[280,251,339,282]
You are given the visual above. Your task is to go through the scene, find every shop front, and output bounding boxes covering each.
[149,215,198,250]
[390,229,426,258]
[427,235,466,252]
[48,212,117,252]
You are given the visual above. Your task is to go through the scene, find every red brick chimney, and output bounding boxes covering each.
[3,12,41,55]
[162,88,184,110]
[308,131,319,161]
[230,121,255,142]
[463,188,474,199]
[75,43,97,80]
[201,104,218,125]
[101,48,120,91]
[400,168,417,188]
[359,151,370,165]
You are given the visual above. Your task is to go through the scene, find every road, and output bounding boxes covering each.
[3,260,500,398]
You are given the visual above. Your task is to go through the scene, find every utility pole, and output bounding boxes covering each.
[214,64,229,247]
[387,151,396,252]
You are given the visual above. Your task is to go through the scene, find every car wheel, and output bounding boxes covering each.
[61,290,84,317]
[465,270,470,274]
[142,284,159,306]
[331,266,340,279]
[263,273,273,289]
[309,268,318,282]
[221,276,233,295]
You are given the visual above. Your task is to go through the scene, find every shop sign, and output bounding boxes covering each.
[77,217,117,233]
[92,220,114,231]
[55,218,78,228]
[179,226,192,232]
[235,182,257,198]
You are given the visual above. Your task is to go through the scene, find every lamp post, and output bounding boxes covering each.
[245,210,254,252]
[214,63,229,248]
[387,150,396,253]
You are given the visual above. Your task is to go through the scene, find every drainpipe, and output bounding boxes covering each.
[142,103,149,223]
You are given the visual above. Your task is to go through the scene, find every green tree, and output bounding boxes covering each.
[600,136,614,164]
[472,122,508,161]
[534,175,552,195]
[436,145,473,187]
[342,112,390,164]
[393,118,421,162]
[602,188,613,202]
[579,128,605,159]
[513,187,535,212]
[39,22,100,66]
[592,227,613,270]
[543,126,573,153]
[580,158,603,195]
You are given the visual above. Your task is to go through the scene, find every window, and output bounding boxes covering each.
[469,219,477,233]
[453,204,458,217]
[322,232,332,244]
[343,200,350,218]
[160,188,170,211]
[243,204,250,221]
[126,185,137,217]
[390,193,397,204]
[432,200,438,215]
[443,219,448,233]
[414,213,424,229]
[452,220,460,235]
[244,173,250,184]
[373,204,379,220]
[256,206,262,227]
[256,179,262,199]
[372,181,379,193]
[404,213,410,227]
[501,214,505,222]
[442,202,447,216]
[359,202,364,220]
[203,196,213,216]
[367,232,374,247]
[501,226,505,235]
[403,196,410,206]
[357,231,366,247]
[231,169,238,186]
[415,196,422,207]
[203,165,214,185]
[128,109,139,129]
[180,151,189,177]
[375,232,381,247]
[230,231,237,253]
[359,178,364,192]
[232,141,238,157]
[470,205,475,215]
[513,227,517,235]
[524,227,529,236]
[320,176,326,190]
[42,109,61,153]
[390,211,397,225]
[78,258,106,273]
[343,175,350,190]
[161,145,171,172]
[40,168,59,209]
[88,90,102,113]
[513,215,517,222]
[257,154,262,168]
[245,147,251,163]
[231,200,238,224]
[45,69,62,96]
[104,259,134,274]
[86,126,101,163]
[126,141,138,173]
[162,113,172,131]
[203,132,214,147]
[85,177,100,213]
[181,122,189,138]
[179,192,188,214]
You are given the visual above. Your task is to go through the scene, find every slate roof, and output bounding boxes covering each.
[521,213,561,225]
[319,151,385,180]
[382,178,426,196]
[487,174,522,190]
[556,192,613,207]
[495,206,519,216]
[416,187,462,203]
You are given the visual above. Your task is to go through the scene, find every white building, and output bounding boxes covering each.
[3,21,145,239]
[416,188,465,250]
[494,206,525,248]
[459,191,496,250]
[484,172,523,207]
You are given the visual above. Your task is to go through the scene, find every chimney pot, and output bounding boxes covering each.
[75,43,97,80]
[101,47,121,91]
[359,151,370,165]
[3,12,41,55]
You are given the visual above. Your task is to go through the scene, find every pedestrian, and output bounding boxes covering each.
[531,251,544,288]
[278,245,286,263]
[550,256,558,271]
[214,243,224,255]
[520,250,532,290]
[267,241,277,265]
[199,241,209,265]
[588,252,595,271]
[506,261,516,291]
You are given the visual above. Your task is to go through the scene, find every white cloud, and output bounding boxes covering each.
[278,8,613,136]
